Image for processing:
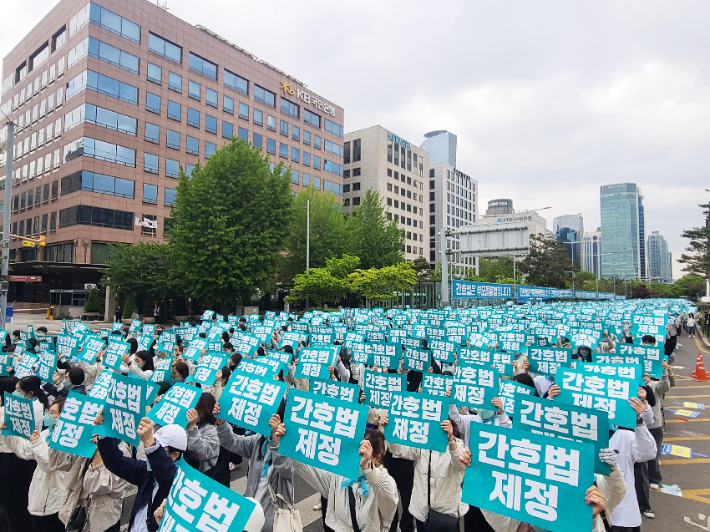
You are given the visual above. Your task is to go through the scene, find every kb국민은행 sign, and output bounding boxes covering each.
[279,389,368,480]
[462,423,594,532]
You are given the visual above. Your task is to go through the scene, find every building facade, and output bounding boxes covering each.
[427,162,478,275]
[647,231,672,282]
[600,183,645,281]
[553,214,584,268]
[420,130,456,167]
[0,0,344,302]
[342,126,428,261]
[582,230,601,278]
[485,199,514,216]
[476,210,549,240]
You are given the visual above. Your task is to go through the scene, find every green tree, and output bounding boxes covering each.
[410,257,432,279]
[678,200,710,283]
[466,257,515,283]
[349,262,417,303]
[84,289,102,313]
[351,189,404,269]
[170,139,294,306]
[123,295,137,318]
[102,243,174,301]
[672,274,705,299]
[283,186,356,281]
[518,234,575,288]
[286,254,360,307]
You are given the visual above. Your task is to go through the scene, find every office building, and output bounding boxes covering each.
[427,162,478,275]
[600,183,646,280]
[553,214,584,268]
[342,126,428,261]
[477,209,549,240]
[485,199,514,216]
[0,0,344,302]
[421,130,457,167]
[647,231,672,282]
[582,230,601,278]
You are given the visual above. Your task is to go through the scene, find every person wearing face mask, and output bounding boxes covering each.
[185,393,220,474]
[446,395,512,448]
[45,366,86,399]
[170,361,190,384]
[122,351,155,380]
[95,415,199,532]
[0,398,75,532]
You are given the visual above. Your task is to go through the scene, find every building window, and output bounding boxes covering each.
[266,138,276,155]
[292,125,300,141]
[223,121,233,139]
[168,72,182,92]
[344,199,351,207]
[279,143,288,158]
[254,85,275,106]
[65,69,138,105]
[148,33,182,63]
[85,4,140,43]
[314,135,322,150]
[167,129,180,149]
[238,127,248,141]
[253,109,263,126]
[165,187,177,206]
[267,115,277,131]
[291,147,300,162]
[325,140,344,157]
[314,156,321,170]
[167,100,181,121]
[239,102,249,120]
[224,70,248,94]
[344,185,351,193]
[353,139,361,161]
[186,136,199,155]
[188,80,201,100]
[353,168,361,177]
[253,133,262,149]
[352,197,360,206]
[52,180,58,200]
[224,95,234,114]
[303,131,311,145]
[143,183,158,203]
[325,119,343,138]
[353,182,361,191]
[344,141,350,164]
[187,108,200,128]
[291,169,299,185]
[303,174,311,187]
[63,137,135,167]
[280,98,299,118]
[188,52,217,79]
[144,153,158,174]
[206,88,218,108]
[148,92,164,115]
[303,109,320,128]
[62,170,134,198]
[205,142,216,158]
[145,122,160,143]
[147,62,162,84]
[280,120,289,136]
[165,159,179,178]
[205,115,217,134]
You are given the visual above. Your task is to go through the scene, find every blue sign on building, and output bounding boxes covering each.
[452,280,514,299]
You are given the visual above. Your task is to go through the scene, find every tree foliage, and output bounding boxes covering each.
[169,139,294,306]
[465,257,515,284]
[410,257,432,279]
[282,186,356,281]
[101,243,174,300]
[678,201,710,281]
[84,289,102,313]
[286,255,360,307]
[349,262,417,303]
[518,234,576,288]
[350,189,404,269]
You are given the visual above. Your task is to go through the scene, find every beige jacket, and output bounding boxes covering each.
[81,442,132,532]
[387,439,467,521]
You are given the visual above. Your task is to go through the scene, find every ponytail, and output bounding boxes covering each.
[19,376,49,411]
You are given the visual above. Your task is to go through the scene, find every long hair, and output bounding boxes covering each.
[18,376,49,410]
[135,351,154,372]
[194,393,217,425]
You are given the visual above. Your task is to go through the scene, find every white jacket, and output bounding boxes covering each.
[448,403,512,448]
[388,439,467,521]
[292,460,398,532]
[82,442,132,532]
[3,429,71,516]
[609,424,657,527]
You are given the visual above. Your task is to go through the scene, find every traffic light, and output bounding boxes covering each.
[39,235,45,247]
[22,240,35,247]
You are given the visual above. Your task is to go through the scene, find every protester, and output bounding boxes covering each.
[185,393,220,473]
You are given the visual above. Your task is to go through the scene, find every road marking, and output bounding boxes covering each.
[664,436,710,442]
[682,489,710,506]
[670,385,710,390]
[693,337,710,354]
[667,419,709,424]
[660,458,710,465]
[668,394,710,399]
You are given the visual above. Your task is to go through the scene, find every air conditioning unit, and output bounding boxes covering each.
[84,283,97,290]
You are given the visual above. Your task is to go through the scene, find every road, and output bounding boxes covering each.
[15,314,710,531]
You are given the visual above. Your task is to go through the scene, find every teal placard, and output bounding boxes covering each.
[279,388,368,480]
[95,372,158,446]
[513,394,610,476]
[151,356,174,383]
[159,457,256,532]
[617,344,665,378]
[2,392,36,439]
[103,340,130,370]
[458,346,493,364]
[37,350,58,383]
[453,362,499,410]
[422,374,453,397]
[88,370,113,401]
[294,346,338,380]
[156,340,176,355]
[136,335,155,352]
[363,369,407,408]
[462,423,594,532]
[385,391,449,452]
[556,367,638,429]
[56,334,80,359]
[266,350,292,365]
[492,351,515,376]
[428,339,457,363]
[311,378,360,403]
[48,391,103,458]
[403,347,431,372]
[0,352,11,376]
[498,380,534,417]
[309,331,335,345]
[237,357,278,378]
[217,370,287,436]
[187,352,228,386]
[14,351,39,378]
[80,336,105,364]
[237,333,262,357]
[147,382,202,428]
[128,319,142,333]
[528,346,572,377]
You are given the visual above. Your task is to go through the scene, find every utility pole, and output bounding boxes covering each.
[1,122,14,331]
[441,228,450,308]
[306,199,310,272]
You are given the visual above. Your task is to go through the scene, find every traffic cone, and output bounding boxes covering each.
[692,352,709,382]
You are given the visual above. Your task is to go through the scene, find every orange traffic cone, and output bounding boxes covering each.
[692,352,709,382]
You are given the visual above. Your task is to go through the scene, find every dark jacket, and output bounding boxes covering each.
[42,382,86,399]
[97,437,177,532]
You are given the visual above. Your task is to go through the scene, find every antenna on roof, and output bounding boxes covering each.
[156,0,169,11]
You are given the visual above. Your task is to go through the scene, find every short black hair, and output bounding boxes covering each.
[68,366,85,386]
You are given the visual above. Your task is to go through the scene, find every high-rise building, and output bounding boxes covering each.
[427,162,478,275]
[342,126,428,262]
[600,183,646,280]
[0,0,344,303]
[582,230,601,277]
[421,130,457,167]
[648,231,672,282]
[553,214,584,268]
[485,199,514,216]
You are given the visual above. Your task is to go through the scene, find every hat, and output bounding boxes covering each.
[154,425,187,451]
[243,497,265,532]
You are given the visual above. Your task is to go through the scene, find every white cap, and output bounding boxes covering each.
[154,425,187,451]
[243,498,265,532]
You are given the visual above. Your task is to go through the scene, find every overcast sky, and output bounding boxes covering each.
[3,0,709,280]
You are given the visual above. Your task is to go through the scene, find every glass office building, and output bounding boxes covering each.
[600,183,645,280]
[553,214,584,268]
[648,231,671,282]
[421,130,457,167]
